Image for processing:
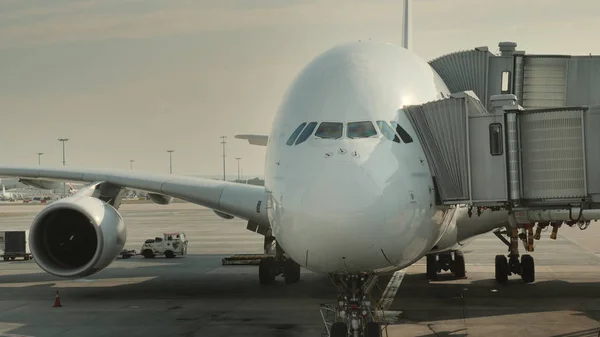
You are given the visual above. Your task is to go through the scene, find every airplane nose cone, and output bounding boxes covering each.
[300,162,384,220]
[282,161,387,272]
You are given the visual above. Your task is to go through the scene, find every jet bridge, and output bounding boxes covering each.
[404,91,600,223]
[429,41,600,110]
[410,41,600,225]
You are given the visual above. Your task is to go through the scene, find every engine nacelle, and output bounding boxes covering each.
[29,196,126,278]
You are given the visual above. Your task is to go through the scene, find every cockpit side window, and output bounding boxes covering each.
[295,122,318,145]
[376,121,400,143]
[315,122,343,139]
[347,121,377,139]
[390,121,414,143]
[286,123,307,146]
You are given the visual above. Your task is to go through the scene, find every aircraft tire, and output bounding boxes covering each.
[283,259,301,284]
[495,255,508,283]
[521,254,535,283]
[259,257,277,284]
[452,251,466,278]
[330,322,348,337]
[365,321,382,337]
[426,254,437,280]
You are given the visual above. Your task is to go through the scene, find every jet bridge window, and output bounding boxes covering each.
[390,122,414,143]
[347,121,378,139]
[489,123,503,156]
[286,122,307,146]
[315,122,343,139]
[295,122,318,145]
[376,121,400,143]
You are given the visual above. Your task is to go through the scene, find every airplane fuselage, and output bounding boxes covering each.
[265,41,457,274]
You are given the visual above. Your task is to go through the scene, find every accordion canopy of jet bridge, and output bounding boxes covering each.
[403,91,600,211]
[428,41,600,110]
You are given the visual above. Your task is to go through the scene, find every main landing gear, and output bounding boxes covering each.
[258,236,301,284]
[321,274,385,337]
[493,225,535,284]
[426,250,466,280]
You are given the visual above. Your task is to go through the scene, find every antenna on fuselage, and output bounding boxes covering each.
[401,0,412,50]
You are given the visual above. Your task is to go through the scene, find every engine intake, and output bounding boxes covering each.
[30,196,126,278]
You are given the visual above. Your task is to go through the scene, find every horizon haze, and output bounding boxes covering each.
[1,0,598,177]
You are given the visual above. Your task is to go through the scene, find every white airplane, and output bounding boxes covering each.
[1,181,17,200]
[0,2,545,336]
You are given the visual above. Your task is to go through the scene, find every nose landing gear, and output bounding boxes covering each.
[321,274,387,337]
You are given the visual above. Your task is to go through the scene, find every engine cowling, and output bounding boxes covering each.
[29,196,126,278]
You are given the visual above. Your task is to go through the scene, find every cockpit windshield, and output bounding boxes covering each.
[286,122,307,146]
[315,122,343,139]
[376,121,400,143]
[347,121,377,139]
[287,120,411,145]
[295,122,318,145]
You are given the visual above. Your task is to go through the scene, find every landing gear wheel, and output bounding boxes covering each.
[259,257,277,284]
[521,254,535,283]
[426,254,437,280]
[451,251,466,278]
[495,255,508,283]
[165,250,175,259]
[330,322,348,337]
[283,259,301,284]
[365,321,382,337]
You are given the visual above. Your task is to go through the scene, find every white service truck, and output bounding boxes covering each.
[140,232,188,259]
[0,230,32,261]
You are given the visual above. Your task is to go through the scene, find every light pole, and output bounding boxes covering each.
[166,150,174,174]
[58,138,69,196]
[220,136,227,181]
[235,157,241,182]
[130,160,134,170]
[37,152,43,166]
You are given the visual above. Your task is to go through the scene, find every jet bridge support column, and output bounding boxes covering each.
[490,94,522,202]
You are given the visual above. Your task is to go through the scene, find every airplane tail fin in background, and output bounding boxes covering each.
[235,134,269,146]
[1,181,5,195]
[402,0,412,50]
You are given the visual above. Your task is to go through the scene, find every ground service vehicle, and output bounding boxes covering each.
[0,230,32,261]
[141,232,188,259]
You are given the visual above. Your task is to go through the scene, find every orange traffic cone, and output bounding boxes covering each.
[53,290,62,307]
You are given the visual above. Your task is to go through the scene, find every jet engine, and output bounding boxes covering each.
[29,196,126,278]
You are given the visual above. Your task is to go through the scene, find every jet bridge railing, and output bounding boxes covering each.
[403,91,600,211]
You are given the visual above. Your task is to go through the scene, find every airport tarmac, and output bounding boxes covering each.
[0,202,599,337]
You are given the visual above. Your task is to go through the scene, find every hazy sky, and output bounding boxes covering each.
[1,0,599,177]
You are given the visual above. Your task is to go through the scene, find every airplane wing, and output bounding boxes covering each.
[234,134,269,146]
[0,165,269,227]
